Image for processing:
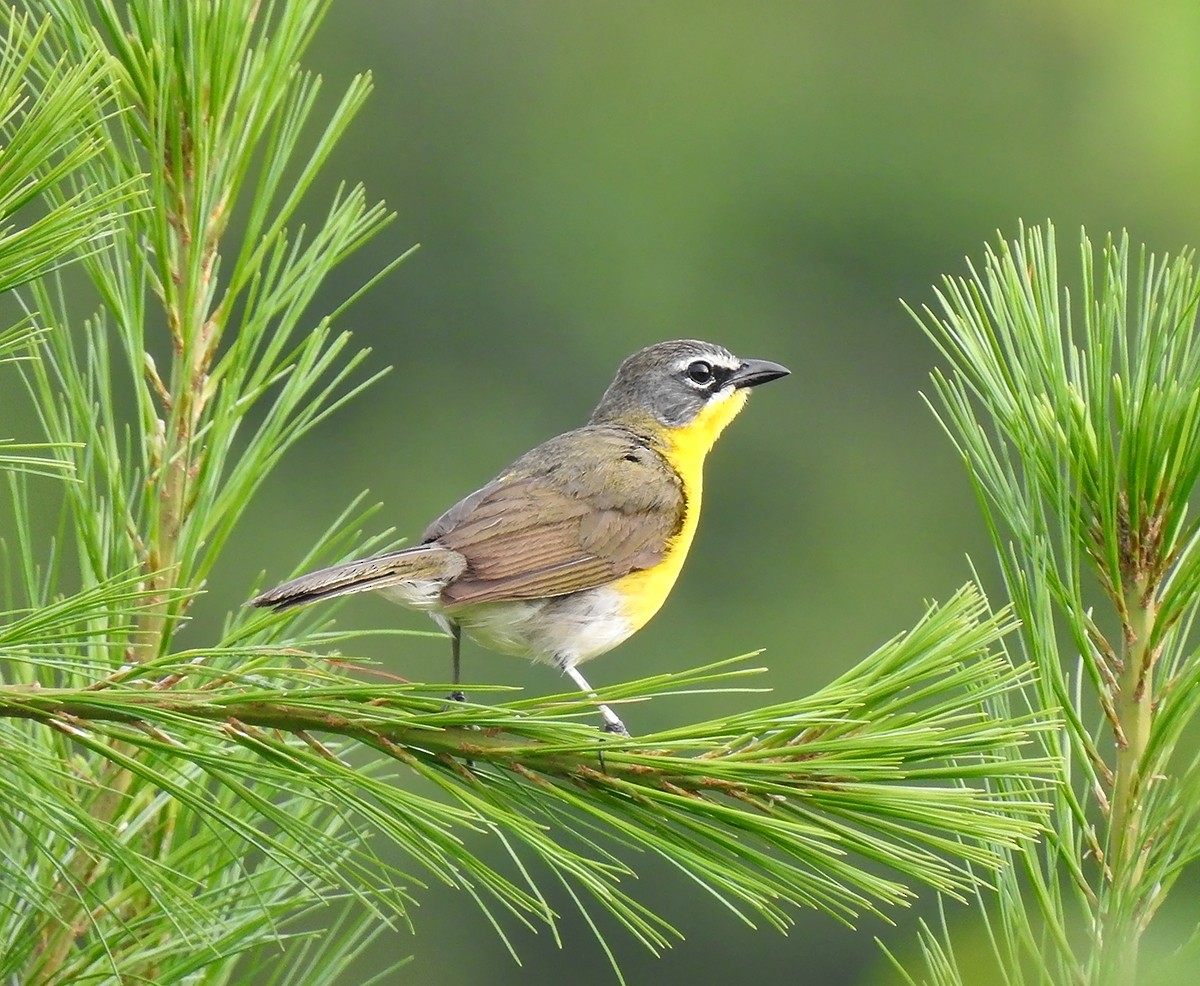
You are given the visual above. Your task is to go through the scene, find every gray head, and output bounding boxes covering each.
[589,339,789,428]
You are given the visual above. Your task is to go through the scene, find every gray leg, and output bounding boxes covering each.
[448,621,465,703]
[564,665,628,735]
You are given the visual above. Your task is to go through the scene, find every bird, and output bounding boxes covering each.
[251,339,789,735]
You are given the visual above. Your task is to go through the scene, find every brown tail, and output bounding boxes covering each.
[250,545,466,611]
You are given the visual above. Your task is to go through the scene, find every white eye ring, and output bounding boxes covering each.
[686,360,714,385]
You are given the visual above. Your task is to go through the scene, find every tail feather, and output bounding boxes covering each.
[250,545,466,612]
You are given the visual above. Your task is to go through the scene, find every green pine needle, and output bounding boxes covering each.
[0,582,1055,978]
[0,4,1059,983]
[902,223,1200,984]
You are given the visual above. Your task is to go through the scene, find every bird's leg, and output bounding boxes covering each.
[564,665,629,736]
[447,621,465,703]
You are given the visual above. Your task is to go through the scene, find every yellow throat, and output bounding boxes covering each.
[616,387,751,629]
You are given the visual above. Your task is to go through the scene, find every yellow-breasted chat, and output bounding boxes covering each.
[251,339,789,734]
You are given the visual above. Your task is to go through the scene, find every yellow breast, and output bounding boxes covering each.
[614,388,750,630]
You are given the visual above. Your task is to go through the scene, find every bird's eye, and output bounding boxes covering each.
[686,360,714,385]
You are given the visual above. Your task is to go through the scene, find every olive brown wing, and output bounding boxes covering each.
[427,426,685,607]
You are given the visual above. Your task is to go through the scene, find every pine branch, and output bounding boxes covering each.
[0,13,138,293]
[0,3,1058,981]
[902,223,1200,985]
[0,586,1054,955]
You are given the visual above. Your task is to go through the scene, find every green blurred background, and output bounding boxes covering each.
[240,2,1200,982]
[35,0,1200,982]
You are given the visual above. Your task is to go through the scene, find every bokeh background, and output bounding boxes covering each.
[240,2,1200,983]
[29,1,1200,983]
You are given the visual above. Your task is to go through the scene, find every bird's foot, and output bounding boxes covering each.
[446,690,466,703]
[597,714,630,773]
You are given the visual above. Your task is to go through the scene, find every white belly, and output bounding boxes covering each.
[441,586,635,669]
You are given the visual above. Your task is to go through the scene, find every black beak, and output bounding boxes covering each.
[729,358,790,389]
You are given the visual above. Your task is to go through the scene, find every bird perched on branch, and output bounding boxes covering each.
[252,339,789,734]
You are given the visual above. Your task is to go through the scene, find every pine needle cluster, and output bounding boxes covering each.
[895,223,1200,986]
[0,4,1055,982]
